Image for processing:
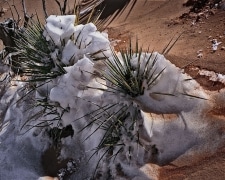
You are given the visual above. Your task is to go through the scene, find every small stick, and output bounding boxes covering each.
[62,0,68,15]
[22,0,29,28]
[42,0,48,19]
[54,0,63,15]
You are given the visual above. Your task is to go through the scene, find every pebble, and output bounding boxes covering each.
[197,49,203,54]
[197,53,203,58]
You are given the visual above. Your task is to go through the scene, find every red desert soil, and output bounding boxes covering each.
[158,147,225,180]
[1,0,225,179]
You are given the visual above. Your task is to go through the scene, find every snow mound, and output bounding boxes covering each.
[0,14,211,180]
[43,15,111,65]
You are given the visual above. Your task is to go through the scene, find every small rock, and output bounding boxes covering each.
[221,46,225,50]
[197,53,203,58]
[212,39,222,51]
[219,2,225,10]
[209,9,216,15]
[197,49,203,54]
[172,19,180,25]
[189,13,197,19]
[0,7,7,13]
[0,7,7,17]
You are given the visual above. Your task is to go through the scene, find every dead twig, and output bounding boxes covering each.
[22,0,29,28]
[5,1,15,22]
[62,0,68,15]
[54,0,68,15]
[41,0,48,19]
[12,0,21,26]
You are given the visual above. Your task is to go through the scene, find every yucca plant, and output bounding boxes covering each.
[72,40,167,178]
[102,46,161,97]
[74,0,105,26]
[11,1,107,133]
[3,1,207,178]
[12,0,104,82]
[0,4,210,180]
[74,97,141,178]
[13,19,66,82]
[21,96,68,132]
[102,35,186,99]
[89,106,141,178]
[75,36,208,178]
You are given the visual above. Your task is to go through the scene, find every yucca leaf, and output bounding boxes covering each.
[181,93,208,100]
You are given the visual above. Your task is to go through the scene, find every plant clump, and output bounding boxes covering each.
[0,6,206,179]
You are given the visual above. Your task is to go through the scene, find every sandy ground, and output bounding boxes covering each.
[1,0,225,179]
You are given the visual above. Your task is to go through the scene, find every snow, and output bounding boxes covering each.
[0,14,220,180]
[44,15,111,65]
[38,177,59,180]
[211,39,222,51]
[42,46,207,178]
[0,77,51,179]
[132,52,202,114]
[44,15,75,46]
[199,68,225,84]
